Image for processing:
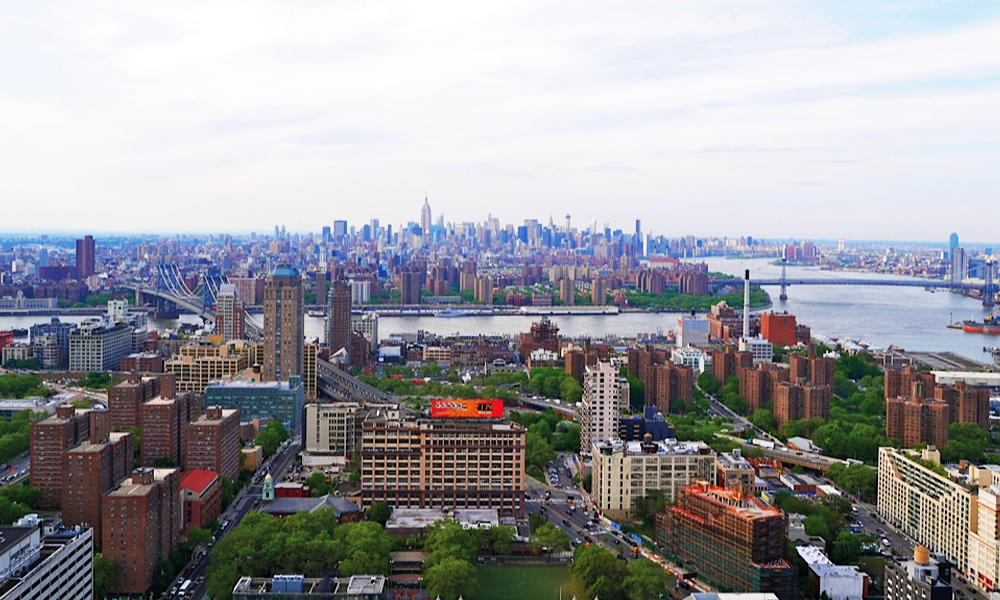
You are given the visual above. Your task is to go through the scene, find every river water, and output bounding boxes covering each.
[1,258,995,364]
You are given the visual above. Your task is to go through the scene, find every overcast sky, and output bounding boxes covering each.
[3,1,1000,242]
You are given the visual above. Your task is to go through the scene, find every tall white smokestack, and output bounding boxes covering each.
[743,269,751,339]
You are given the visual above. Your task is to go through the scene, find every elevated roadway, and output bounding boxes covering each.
[316,359,391,403]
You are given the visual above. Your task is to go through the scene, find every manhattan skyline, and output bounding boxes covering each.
[3,1,1000,240]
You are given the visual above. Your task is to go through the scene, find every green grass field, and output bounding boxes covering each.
[477,565,584,600]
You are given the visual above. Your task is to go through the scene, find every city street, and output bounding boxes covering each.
[525,456,701,599]
[165,438,301,600]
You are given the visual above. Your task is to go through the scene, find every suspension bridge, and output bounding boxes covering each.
[713,258,997,307]
[131,264,263,340]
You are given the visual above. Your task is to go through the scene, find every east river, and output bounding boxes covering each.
[1,258,997,365]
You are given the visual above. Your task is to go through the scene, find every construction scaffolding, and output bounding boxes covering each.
[655,485,796,600]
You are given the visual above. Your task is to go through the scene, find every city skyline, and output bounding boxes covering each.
[3,2,1000,240]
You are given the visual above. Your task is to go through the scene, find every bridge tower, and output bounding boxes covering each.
[779,256,788,301]
[154,265,179,318]
[985,259,996,307]
[202,271,216,313]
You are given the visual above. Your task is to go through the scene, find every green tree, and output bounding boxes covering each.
[831,531,864,565]
[339,522,393,575]
[152,559,177,596]
[572,545,627,598]
[0,483,42,508]
[93,554,120,600]
[424,556,478,600]
[257,421,290,457]
[697,371,719,395]
[481,525,516,555]
[530,522,570,555]
[528,420,553,442]
[623,559,670,600]
[941,423,990,463]
[804,513,832,542]
[0,496,32,525]
[750,408,777,432]
[589,574,625,600]
[631,489,668,528]
[368,501,392,526]
[425,521,478,566]
[186,526,214,549]
[305,472,332,497]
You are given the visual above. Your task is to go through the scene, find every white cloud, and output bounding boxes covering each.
[1,0,999,241]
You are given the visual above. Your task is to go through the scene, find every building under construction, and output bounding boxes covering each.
[655,485,796,600]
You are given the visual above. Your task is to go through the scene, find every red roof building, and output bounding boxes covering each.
[180,469,221,533]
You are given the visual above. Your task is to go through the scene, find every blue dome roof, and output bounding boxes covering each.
[271,265,299,277]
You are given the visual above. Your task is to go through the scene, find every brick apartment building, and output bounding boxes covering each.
[185,406,241,481]
[119,352,165,373]
[884,369,991,447]
[773,382,832,427]
[103,468,181,594]
[62,431,134,544]
[627,347,694,415]
[886,396,951,448]
[108,373,175,430]
[140,394,193,468]
[712,347,753,385]
[29,406,103,507]
[760,312,798,347]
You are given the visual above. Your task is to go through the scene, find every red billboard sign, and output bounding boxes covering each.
[431,399,504,418]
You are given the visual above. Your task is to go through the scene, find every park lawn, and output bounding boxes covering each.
[477,565,584,600]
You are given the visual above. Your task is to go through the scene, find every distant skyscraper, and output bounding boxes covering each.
[263,265,304,382]
[421,197,432,236]
[326,279,352,358]
[400,271,423,305]
[949,233,959,259]
[635,220,643,256]
[333,220,348,239]
[951,247,967,283]
[76,235,95,280]
[215,284,245,342]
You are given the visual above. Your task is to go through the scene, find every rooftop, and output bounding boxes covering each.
[597,437,711,456]
[180,470,219,495]
[271,265,300,278]
[385,508,448,530]
[206,380,301,391]
[260,494,361,517]
[0,526,36,557]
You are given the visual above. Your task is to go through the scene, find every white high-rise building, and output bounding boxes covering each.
[0,518,94,600]
[579,361,628,454]
[351,312,379,347]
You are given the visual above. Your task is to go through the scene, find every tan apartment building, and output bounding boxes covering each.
[592,437,715,520]
[361,418,526,517]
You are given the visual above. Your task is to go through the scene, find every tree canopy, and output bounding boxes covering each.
[207,510,392,600]
[257,421,290,457]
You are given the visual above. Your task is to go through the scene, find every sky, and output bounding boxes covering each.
[2,1,1000,242]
